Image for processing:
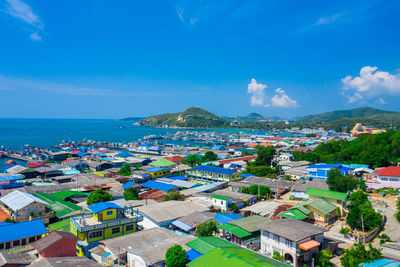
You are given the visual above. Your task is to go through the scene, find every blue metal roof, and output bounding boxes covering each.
[168,176,188,181]
[214,213,244,224]
[307,164,342,169]
[146,167,170,173]
[172,219,193,232]
[0,175,23,181]
[241,174,254,178]
[77,152,88,157]
[191,165,235,175]
[186,249,202,261]
[0,219,47,243]
[122,181,135,189]
[116,152,134,158]
[88,202,123,214]
[142,180,177,192]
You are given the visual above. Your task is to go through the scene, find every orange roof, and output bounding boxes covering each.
[247,144,257,148]
[0,209,12,222]
[259,142,272,146]
[299,240,320,251]
[5,160,15,165]
[164,155,184,163]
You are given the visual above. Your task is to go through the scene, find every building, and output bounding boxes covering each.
[28,256,99,267]
[212,194,231,211]
[186,237,289,267]
[188,165,242,184]
[258,218,328,267]
[212,189,257,210]
[218,215,269,250]
[372,166,400,188]
[90,227,193,266]
[306,164,351,180]
[31,192,83,220]
[0,190,53,223]
[305,188,348,215]
[290,180,329,200]
[33,231,78,258]
[0,219,47,251]
[350,123,386,137]
[279,198,338,225]
[0,252,36,266]
[229,176,293,194]
[171,211,216,234]
[70,202,143,256]
[144,167,171,178]
[86,161,114,172]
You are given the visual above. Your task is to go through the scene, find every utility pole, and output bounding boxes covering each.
[361,214,365,244]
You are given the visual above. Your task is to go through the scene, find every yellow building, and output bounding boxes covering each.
[145,167,172,178]
[70,202,143,256]
[189,165,242,184]
[351,123,386,137]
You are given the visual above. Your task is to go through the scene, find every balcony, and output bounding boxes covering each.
[71,210,143,233]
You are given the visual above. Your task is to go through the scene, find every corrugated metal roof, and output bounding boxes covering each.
[88,202,122,214]
[191,166,235,175]
[142,180,177,192]
[0,190,48,211]
[0,219,47,243]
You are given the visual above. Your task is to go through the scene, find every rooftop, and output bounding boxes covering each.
[228,215,269,233]
[87,202,122,214]
[32,192,83,218]
[305,188,348,201]
[375,166,400,177]
[0,190,48,211]
[33,231,78,252]
[0,219,47,243]
[29,256,99,267]
[192,165,236,175]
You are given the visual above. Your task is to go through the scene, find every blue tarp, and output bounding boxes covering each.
[123,181,135,189]
[214,213,244,224]
[186,249,202,261]
[77,152,88,157]
[116,152,134,158]
[142,180,177,192]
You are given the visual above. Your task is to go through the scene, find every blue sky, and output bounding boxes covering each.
[0,0,400,119]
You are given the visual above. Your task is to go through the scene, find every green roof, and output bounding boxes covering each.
[305,188,348,201]
[51,190,88,200]
[186,237,238,254]
[279,209,309,220]
[289,203,312,215]
[218,224,252,238]
[188,247,291,267]
[48,219,70,232]
[32,192,83,218]
[228,215,269,233]
[212,194,230,201]
[149,158,176,167]
[304,198,337,215]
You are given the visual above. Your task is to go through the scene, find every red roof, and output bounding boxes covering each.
[218,155,257,164]
[164,156,184,163]
[376,166,400,177]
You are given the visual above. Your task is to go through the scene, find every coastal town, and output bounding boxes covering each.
[0,122,398,267]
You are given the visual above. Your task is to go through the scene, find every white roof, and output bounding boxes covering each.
[6,165,27,174]
[0,190,48,211]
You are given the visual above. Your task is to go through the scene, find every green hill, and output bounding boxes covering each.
[139,107,228,128]
[297,107,397,122]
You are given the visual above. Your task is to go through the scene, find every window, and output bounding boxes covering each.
[272,234,279,242]
[0,243,3,249]
[13,240,20,246]
[89,230,103,239]
[111,227,120,234]
[29,237,35,243]
[106,210,113,216]
[126,224,134,231]
[285,239,292,247]
[221,201,223,205]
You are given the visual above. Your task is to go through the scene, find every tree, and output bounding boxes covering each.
[164,190,185,201]
[196,221,217,237]
[327,168,359,193]
[87,189,114,205]
[340,242,382,267]
[202,151,218,162]
[119,163,132,176]
[184,155,202,167]
[123,187,140,200]
[254,145,275,166]
[4,218,15,223]
[314,250,332,267]
[165,245,187,267]
[242,185,271,199]
[395,197,400,223]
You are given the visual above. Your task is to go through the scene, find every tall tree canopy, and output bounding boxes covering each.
[119,163,132,176]
[327,168,359,193]
[165,245,187,267]
[87,189,114,205]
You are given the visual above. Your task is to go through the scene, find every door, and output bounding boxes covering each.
[99,213,103,221]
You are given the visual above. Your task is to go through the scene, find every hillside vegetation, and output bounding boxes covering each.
[297,107,397,122]
[139,107,228,128]
[293,130,400,167]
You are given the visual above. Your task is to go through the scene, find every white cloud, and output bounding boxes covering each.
[5,0,42,28]
[314,13,342,25]
[247,78,267,106]
[376,98,386,104]
[247,79,299,108]
[29,32,42,41]
[342,66,400,103]
[270,88,299,108]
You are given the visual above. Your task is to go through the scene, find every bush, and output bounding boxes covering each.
[272,251,284,261]
[87,189,114,205]
[123,187,141,200]
[119,163,132,176]
[314,250,333,267]
[196,221,217,237]
[165,245,187,267]
[164,191,185,201]
[340,242,382,266]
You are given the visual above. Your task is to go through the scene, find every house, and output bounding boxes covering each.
[0,190,53,223]
[90,227,193,266]
[0,219,47,251]
[306,164,351,180]
[213,213,244,225]
[144,167,171,178]
[279,198,338,225]
[186,237,289,267]
[229,176,293,194]
[86,161,114,172]
[218,215,269,250]
[278,160,309,171]
[28,256,99,267]
[32,167,63,178]
[258,218,328,267]
[137,200,209,227]
[285,166,308,180]
[212,189,257,210]
[0,252,36,266]
[305,188,348,215]
[31,192,83,220]
[46,151,70,161]
[278,153,294,161]
[212,194,231,211]
[290,180,329,200]
[171,211,216,234]
[188,166,242,184]
[33,231,78,258]
[70,202,143,256]
[372,166,400,189]
[149,158,176,168]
